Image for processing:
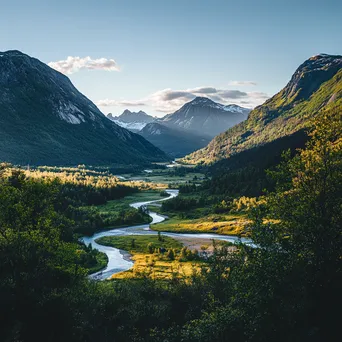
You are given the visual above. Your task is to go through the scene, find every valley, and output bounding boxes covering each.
[0,46,341,342]
[81,183,252,280]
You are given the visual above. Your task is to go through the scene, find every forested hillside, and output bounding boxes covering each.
[183,54,342,164]
[1,109,341,341]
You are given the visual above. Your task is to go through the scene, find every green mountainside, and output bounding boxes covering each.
[182,54,342,164]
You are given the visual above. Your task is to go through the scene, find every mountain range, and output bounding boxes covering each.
[2,50,338,168]
[107,98,249,157]
[0,50,168,166]
[182,54,342,164]
[107,110,155,132]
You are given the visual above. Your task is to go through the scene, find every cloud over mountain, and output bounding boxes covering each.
[97,86,269,113]
[48,56,120,74]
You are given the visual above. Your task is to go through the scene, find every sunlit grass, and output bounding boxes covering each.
[96,235,203,280]
[152,213,250,236]
[112,254,201,280]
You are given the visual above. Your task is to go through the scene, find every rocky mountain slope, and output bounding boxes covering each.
[139,122,211,158]
[0,50,168,165]
[160,97,250,137]
[182,54,342,164]
[107,110,155,132]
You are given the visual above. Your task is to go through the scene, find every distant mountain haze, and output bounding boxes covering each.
[0,50,168,165]
[108,98,250,157]
[182,54,342,164]
[107,110,156,132]
[139,122,211,158]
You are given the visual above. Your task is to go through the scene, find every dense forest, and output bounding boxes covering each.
[0,109,340,341]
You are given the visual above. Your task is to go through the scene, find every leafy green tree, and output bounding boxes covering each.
[0,169,86,341]
[179,109,342,342]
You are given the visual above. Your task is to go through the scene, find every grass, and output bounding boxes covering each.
[121,169,206,185]
[95,235,202,280]
[112,254,200,280]
[96,190,167,212]
[151,212,250,236]
[96,235,183,254]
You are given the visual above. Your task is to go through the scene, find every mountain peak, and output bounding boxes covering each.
[119,109,151,119]
[183,54,342,165]
[309,53,342,61]
[189,96,215,105]
[107,109,155,131]
[161,97,249,137]
[0,50,167,165]
[282,53,342,102]
[0,50,27,57]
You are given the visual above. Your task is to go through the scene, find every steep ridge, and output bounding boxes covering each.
[0,50,168,165]
[183,54,342,164]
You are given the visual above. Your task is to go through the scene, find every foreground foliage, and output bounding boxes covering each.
[0,110,341,341]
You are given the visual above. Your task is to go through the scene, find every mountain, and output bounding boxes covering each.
[106,99,247,157]
[0,50,168,166]
[107,110,155,132]
[160,97,250,137]
[139,122,211,158]
[183,54,342,165]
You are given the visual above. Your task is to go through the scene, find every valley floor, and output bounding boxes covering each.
[150,208,249,236]
[96,235,203,280]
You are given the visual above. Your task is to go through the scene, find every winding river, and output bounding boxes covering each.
[81,189,251,280]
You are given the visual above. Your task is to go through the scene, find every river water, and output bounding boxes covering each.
[81,189,251,280]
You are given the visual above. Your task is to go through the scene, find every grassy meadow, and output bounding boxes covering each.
[151,212,250,236]
[96,235,203,280]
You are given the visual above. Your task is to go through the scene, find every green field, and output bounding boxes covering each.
[121,168,206,185]
[96,235,202,280]
[96,234,183,254]
[151,212,249,236]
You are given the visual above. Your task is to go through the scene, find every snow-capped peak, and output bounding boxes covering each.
[223,104,249,114]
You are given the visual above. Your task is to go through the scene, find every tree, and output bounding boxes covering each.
[245,109,342,341]
[166,249,175,260]
[131,238,136,248]
[0,169,86,341]
[180,109,342,342]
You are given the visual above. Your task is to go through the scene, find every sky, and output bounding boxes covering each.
[1,0,341,117]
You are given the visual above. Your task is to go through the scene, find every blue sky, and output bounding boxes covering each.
[1,0,341,116]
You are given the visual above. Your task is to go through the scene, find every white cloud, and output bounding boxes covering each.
[186,87,218,94]
[228,80,257,86]
[48,56,120,74]
[96,86,269,114]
